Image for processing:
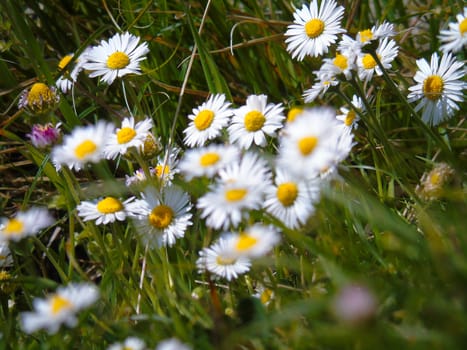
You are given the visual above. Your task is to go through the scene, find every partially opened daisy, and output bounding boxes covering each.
[183,94,233,147]
[319,51,355,80]
[18,83,60,115]
[20,283,99,334]
[84,32,149,85]
[357,38,398,82]
[153,148,181,185]
[0,207,53,243]
[178,144,240,180]
[51,121,114,171]
[264,169,320,229]
[196,236,251,281]
[285,0,345,60]
[356,21,395,45]
[76,196,144,225]
[439,7,467,53]
[104,116,153,159]
[27,123,61,149]
[336,95,364,130]
[303,74,339,103]
[407,52,466,126]
[133,185,192,247]
[55,49,90,93]
[228,94,285,149]
[229,224,281,259]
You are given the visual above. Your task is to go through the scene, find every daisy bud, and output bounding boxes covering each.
[18,82,60,115]
[27,123,61,148]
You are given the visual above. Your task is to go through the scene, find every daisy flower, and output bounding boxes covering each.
[253,284,275,306]
[133,185,192,247]
[229,224,281,258]
[84,32,149,85]
[277,107,344,178]
[55,49,89,93]
[303,74,339,103]
[18,83,60,115]
[153,148,180,185]
[228,94,285,149]
[197,152,271,229]
[0,207,53,243]
[20,283,99,334]
[407,52,466,125]
[178,144,240,180]
[107,337,146,350]
[286,107,305,123]
[104,116,153,159]
[285,0,345,60]
[439,7,467,53]
[356,21,395,45]
[51,121,114,171]
[196,236,251,281]
[156,338,192,350]
[76,196,144,225]
[0,242,13,268]
[336,95,364,130]
[183,94,233,147]
[264,169,320,229]
[357,38,399,82]
[320,51,355,80]
[27,123,61,148]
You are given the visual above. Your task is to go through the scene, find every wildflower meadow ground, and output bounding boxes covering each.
[0,0,466,349]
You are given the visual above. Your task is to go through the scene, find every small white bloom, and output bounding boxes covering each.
[20,283,99,334]
[228,94,285,149]
[107,337,146,350]
[156,338,192,350]
[0,207,53,243]
[439,7,467,53]
[196,236,251,281]
[408,52,466,125]
[356,21,395,45]
[357,38,398,82]
[285,0,345,60]
[0,242,13,267]
[84,32,149,85]
[183,94,233,147]
[229,224,281,258]
[56,49,90,93]
[336,95,364,130]
[303,74,339,103]
[77,196,144,225]
[51,121,115,171]
[319,51,355,80]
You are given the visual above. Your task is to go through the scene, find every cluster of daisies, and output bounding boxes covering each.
[284,0,466,126]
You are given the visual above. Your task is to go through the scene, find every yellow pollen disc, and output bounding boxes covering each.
[96,197,123,214]
[260,289,273,304]
[287,107,303,123]
[74,140,97,159]
[155,164,170,177]
[200,152,220,167]
[423,75,444,101]
[106,51,130,70]
[225,188,247,202]
[194,109,215,131]
[148,205,174,229]
[429,172,441,186]
[359,29,373,43]
[276,182,298,207]
[216,256,236,266]
[58,55,73,70]
[27,83,53,106]
[305,18,325,39]
[3,218,24,236]
[345,110,356,126]
[50,295,73,315]
[298,136,318,156]
[333,53,348,70]
[459,18,467,35]
[235,234,258,251]
[362,54,377,70]
[117,127,137,144]
[244,110,266,132]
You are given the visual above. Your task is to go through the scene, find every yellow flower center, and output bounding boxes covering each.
[362,54,377,70]
[287,107,303,123]
[359,29,373,43]
[235,233,258,251]
[333,53,348,70]
[260,289,274,304]
[429,172,441,186]
[225,188,247,202]
[423,75,444,101]
[74,140,97,159]
[58,55,73,70]
[200,152,220,167]
[50,295,73,315]
[298,136,318,156]
[106,51,130,70]
[148,205,174,229]
[276,182,298,207]
[194,109,215,131]
[216,256,237,266]
[155,164,170,178]
[3,218,24,236]
[305,18,325,39]
[27,83,54,106]
[244,110,265,132]
[345,110,356,126]
[117,127,137,144]
[96,197,123,214]
[459,18,467,35]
